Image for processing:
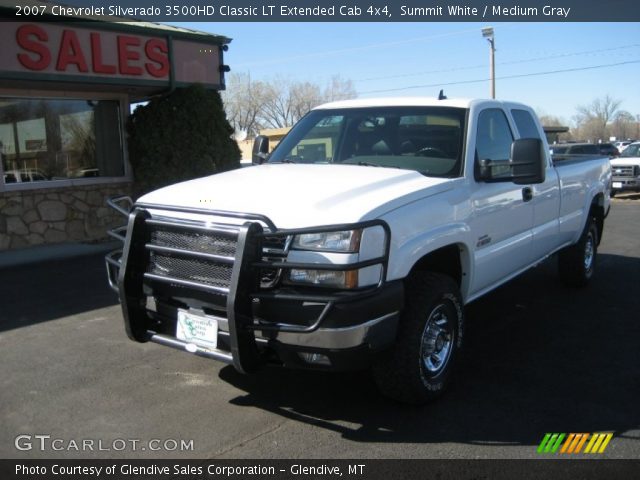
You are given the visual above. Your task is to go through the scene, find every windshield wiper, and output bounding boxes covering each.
[356,161,380,167]
[272,158,297,164]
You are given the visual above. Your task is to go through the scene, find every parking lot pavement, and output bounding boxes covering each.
[1,201,638,459]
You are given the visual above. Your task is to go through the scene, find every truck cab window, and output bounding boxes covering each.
[511,109,541,140]
[476,109,513,177]
[476,109,513,162]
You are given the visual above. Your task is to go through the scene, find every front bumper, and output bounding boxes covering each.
[611,176,640,192]
[105,199,399,372]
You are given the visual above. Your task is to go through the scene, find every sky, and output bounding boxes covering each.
[173,21,640,125]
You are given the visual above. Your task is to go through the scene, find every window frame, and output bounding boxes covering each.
[0,89,131,193]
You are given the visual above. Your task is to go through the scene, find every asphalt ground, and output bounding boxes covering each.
[1,196,638,460]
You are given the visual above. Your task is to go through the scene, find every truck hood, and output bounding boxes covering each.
[137,164,453,228]
[610,157,640,166]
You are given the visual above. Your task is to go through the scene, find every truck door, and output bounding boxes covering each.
[468,108,534,295]
[510,108,561,262]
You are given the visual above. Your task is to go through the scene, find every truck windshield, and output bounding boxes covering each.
[620,144,640,157]
[268,106,467,178]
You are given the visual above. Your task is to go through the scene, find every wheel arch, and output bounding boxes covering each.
[407,243,472,300]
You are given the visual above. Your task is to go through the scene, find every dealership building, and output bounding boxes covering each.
[0,10,230,251]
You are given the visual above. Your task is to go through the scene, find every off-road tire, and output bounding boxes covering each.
[372,272,464,404]
[558,216,598,287]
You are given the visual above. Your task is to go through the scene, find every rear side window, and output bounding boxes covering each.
[511,109,541,140]
[551,146,568,154]
[572,145,598,154]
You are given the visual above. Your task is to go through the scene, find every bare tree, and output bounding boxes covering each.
[221,72,268,137]
[574,94,622,141]
[259,77,299,129]
[537,114,567,127]
[323,75,357,103]
[222,74,357,134]
[611,110,636,140]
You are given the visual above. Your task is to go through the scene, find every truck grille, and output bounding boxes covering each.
[151,229,237,257]
[146,224,238,291]
[149,253,233,288]
[612,165,635,178]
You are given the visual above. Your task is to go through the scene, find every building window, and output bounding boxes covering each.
[0,97,124,185]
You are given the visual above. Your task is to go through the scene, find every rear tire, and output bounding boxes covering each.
[372,272,463,404]
[558,216,598,287]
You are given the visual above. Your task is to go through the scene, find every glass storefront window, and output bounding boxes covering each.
[0,97,124,185]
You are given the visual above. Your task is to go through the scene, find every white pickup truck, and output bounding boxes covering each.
[106,98,611,404]
[610,141,640,196]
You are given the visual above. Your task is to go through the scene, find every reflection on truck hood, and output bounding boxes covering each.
[137,164,453,228]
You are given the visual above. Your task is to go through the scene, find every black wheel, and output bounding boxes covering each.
[610,190,617,198]
[558,216,598,287]
[372,272,464,404]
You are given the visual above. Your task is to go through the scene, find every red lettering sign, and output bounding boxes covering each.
[145,39,169,78]
[14,25,170,79]
[16,24,51,71]
[117,35,143,76]
[56,30,88,73]
[90,32,116,74]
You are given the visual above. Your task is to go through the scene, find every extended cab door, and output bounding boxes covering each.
[468,107,534,295]
[510,107,561,262]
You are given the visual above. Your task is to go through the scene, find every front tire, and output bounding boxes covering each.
[558,216,598,287]
[372,272,464,404]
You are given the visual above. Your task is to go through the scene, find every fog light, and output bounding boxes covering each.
[298,352,331,366]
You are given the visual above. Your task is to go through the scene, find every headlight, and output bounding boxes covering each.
[292,229,362,253]
[288,268,358,289]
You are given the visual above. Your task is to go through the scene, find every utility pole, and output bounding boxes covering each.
[481,27,495,99]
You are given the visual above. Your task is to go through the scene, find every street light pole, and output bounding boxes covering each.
[481,27,495,99]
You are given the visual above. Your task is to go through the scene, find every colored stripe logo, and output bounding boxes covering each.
[537,433,613,454]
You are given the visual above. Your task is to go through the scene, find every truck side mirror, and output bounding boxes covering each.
[477,138,545,185]
[510,138,545,185]
[252,135,269,165]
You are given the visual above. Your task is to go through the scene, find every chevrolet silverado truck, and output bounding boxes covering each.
[106,98,611,404]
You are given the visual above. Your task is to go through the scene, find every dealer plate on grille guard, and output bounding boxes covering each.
[176,310,218,350]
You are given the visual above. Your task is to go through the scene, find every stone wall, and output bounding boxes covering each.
[0,183,132,251]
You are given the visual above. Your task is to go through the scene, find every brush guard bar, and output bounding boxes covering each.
[105,196,390,374]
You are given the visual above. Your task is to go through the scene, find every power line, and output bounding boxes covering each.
[231,26,484,69]
[358,59,640,95]
[355,43,640,83]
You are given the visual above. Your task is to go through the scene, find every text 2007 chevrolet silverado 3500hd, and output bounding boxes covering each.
[106,98,611,404]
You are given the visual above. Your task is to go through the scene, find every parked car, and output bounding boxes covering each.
[550,143,599,155]
[3,169,48,183]
[610,141,640,196]
[106,98,611,404]
[596,143,620,158]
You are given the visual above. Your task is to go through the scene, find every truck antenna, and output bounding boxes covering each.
[438,90,447,100]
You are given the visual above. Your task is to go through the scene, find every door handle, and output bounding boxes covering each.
[522,187,533,202]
